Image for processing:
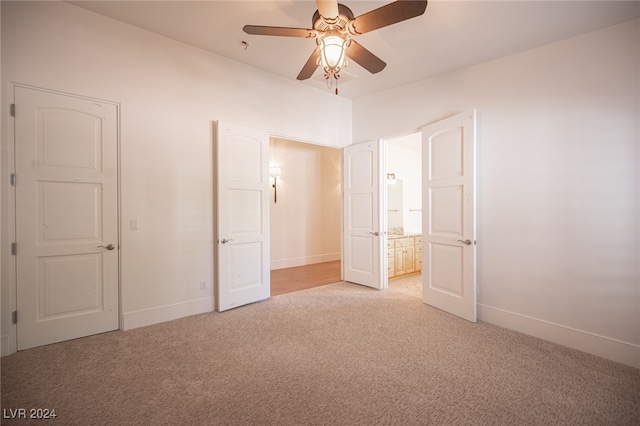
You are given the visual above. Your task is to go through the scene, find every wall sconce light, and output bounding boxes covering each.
[387,173,396,184]
[270,165,282,203]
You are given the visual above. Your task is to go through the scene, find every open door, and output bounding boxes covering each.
[422,111,477,322]
[343,140,385,289]
[214,122,270,311]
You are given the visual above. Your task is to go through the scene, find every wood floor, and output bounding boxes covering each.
[270,260,342,296]
[270,261,421,298]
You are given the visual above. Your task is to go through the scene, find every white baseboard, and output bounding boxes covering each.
[1,335,12,357]
[122,296,214,331]
[478,304,640,369]
[271,252,341,270]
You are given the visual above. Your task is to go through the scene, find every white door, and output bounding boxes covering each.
[422,111,477,322]
[215,122,270,311]
[14,86,119,350]
[343,140,385,289]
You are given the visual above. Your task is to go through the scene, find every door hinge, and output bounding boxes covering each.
[10,173,16,186]
[12,311,17,324]
[10,104,15,117]
[11,242,17,255]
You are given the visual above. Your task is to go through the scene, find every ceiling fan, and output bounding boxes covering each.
[243,0,428,93]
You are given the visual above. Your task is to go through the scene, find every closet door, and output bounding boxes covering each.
[14,86,119,350]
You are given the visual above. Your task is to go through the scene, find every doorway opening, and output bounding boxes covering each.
[385,131,423,299]
[268,137,342,296]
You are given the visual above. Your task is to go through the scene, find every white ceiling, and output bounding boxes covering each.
[70,0,640,99]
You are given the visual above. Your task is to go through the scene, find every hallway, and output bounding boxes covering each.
[270,260,341,296]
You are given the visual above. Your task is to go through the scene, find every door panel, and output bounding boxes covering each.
[38,182,102,241]
[429,243,464,296]
[215,122,270,311]
[431,186,463,236]
[38,254,104,318]
[422,111,477,322]
[15,86,119,350]
[343,140,384,289]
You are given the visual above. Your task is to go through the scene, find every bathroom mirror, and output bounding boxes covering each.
[387,179,403,234]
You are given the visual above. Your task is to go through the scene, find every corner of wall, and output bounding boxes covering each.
[479,304,640,369]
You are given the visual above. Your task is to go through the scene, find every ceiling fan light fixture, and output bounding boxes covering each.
[317,31,350,79]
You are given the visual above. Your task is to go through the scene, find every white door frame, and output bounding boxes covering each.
[4,84,121,355]
[380,111,477,322]
[382,129,424,287]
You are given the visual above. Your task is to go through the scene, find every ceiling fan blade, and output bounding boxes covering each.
[316,0,339,19]
[346,40,386,74]
[243,25,316,38]
[297,48,321,80]
[350,0,428,35]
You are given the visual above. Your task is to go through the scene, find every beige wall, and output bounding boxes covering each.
[354,19,640,367]
[269,138,341,270]
[0,1,351,353]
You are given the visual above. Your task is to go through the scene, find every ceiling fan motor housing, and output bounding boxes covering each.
[313,4,354,31]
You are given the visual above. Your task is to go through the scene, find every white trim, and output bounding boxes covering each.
[1,335,13,357]
[122,297,214,331]
[478,304,640,369]
[270,252,341,270]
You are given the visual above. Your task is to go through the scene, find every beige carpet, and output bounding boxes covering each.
[2,282,639,425]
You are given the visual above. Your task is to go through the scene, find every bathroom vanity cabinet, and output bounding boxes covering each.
[388,235,422,278]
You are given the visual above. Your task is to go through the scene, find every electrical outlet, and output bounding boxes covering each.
[199,281,207,290]
[129,219,138,230]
